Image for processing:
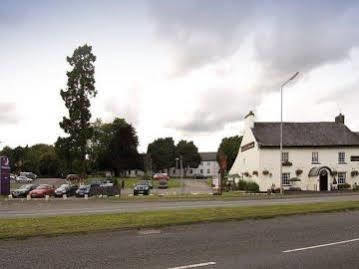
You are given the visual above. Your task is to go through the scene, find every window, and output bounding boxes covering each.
[338,152,345,164]
[312,152,319,163]
[207,169,210,174]
[338,172,346,184]
[200,169,203,174]
[282,173,290,186]
[282,152,289,163]
[190,169,193,174]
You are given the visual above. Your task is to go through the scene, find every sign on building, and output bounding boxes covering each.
[0,156,10,195]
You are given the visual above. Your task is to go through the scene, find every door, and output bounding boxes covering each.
[319,170,328,191]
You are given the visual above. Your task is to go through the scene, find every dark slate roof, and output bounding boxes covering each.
[200,152,217,161]
[252,122,359,147]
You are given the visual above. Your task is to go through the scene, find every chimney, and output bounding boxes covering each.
[335,113,345,124]
[244,110,255,129]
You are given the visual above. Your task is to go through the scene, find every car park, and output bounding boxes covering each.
[11,184,38,198]
[133,181,150,195]
[158,179,169,189]
[75,183,101,197]
[16,175,33,183]
[29,184,55,198]
[54,184,78,197]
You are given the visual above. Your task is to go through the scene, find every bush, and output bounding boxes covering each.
[295,169,303,176]
[237,180,259,192]
[262,170,269,175]
[253,171,258,176]
[338,183,351,190]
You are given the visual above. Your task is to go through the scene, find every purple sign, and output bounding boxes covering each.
[0,156,10,195]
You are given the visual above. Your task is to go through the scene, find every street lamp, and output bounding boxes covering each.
[175,156,184,194]
[280,72,299,195]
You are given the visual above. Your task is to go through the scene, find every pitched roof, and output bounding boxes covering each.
[252,122,359,147]
[200,152,217,161]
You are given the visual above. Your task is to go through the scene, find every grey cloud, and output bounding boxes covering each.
[0,103,20,124]
[149,0,359,76]
[168,88,254,133]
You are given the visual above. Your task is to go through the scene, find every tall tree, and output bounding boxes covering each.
[217,135,243,171]
[59,44,97,177]
[175,140,201,176]
[147,137,176,172]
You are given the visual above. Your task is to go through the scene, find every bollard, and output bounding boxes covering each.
[84,194,88,200]
[27,195,31,200]
[45,195,49,201]
[8,194,12,200]
[63,194,67,200]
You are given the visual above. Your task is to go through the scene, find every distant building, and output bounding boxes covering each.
[170,152,219,178]
[229,111,359,192]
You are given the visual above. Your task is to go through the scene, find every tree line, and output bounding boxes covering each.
[0,44,243,178]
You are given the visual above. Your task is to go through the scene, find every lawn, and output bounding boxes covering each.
[1,201,359,240]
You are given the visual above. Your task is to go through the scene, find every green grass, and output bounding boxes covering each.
[1,201,359,240]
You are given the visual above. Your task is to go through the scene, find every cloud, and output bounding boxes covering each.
[0,103,20,125]
[149,0,359,77]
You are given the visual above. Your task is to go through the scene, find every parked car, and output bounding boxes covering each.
[75,183,101,197]
[20,172,37,179]
[133,182,150,195]
[11,184,38,198]
[29,184,55,198]
[16,175,33,183]
[10,174,17,182]
[54,184,78,197]
[158,179,169,189]
[193,174,207,179]
[153,173,169,181]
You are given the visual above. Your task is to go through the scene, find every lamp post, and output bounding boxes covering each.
[280,72,299,195]
[175,156,184,194]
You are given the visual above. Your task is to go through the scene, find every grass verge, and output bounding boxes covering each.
[1,201,359,240]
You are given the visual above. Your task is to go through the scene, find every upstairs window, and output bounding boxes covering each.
[338,152,345,164]
[312,152,319,163]
[282,152,289,163]
[338,172,346,184]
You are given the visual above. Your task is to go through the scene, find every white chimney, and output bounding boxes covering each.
[244,111,255,129]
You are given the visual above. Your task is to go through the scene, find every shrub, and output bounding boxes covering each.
[338,183,351,190]
[253,171,258,176]
[262,170,269,175]
[245,181,260,192]
[295,169,303,176]
[238,180,247,190]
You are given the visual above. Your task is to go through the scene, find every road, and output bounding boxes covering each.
[1,211,359,268]
[1,193,359,218]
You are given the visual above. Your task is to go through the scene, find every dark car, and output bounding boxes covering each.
[75,184,101,197]
[193,174,207,179]
[29,184,55,198]
[54,184,78,197]
[133,182,150,195]
[12,184,38,198]
[158,179,168,189]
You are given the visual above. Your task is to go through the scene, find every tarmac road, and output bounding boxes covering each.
[1,211,359,268]
[1,193,359,218]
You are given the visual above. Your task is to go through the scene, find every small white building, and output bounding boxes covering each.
[170,152,220,178]
[229,111,359,192]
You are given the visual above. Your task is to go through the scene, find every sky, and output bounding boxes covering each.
[1,0,359,153]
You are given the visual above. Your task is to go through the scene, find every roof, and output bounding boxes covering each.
[252,122,359,147]
[200,152,217,161]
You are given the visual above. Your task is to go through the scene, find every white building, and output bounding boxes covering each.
[170,152,219,178]
[229,111,359,192]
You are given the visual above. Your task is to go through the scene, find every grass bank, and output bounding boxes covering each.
[1,201,359,240]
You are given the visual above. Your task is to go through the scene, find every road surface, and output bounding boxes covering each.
[1,211,359,268]
[1,193,359,218]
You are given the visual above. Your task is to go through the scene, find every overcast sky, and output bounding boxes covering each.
[1,0,359,152]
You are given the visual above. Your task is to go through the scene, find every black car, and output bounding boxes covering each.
[54,184,79,197]
[75,183,101,197]
[12,184,38,198]
[193,174,207,179]
[133,182,150,195]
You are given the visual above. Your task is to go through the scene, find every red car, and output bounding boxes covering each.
[153,173,169,181]
[29,184,55,198]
